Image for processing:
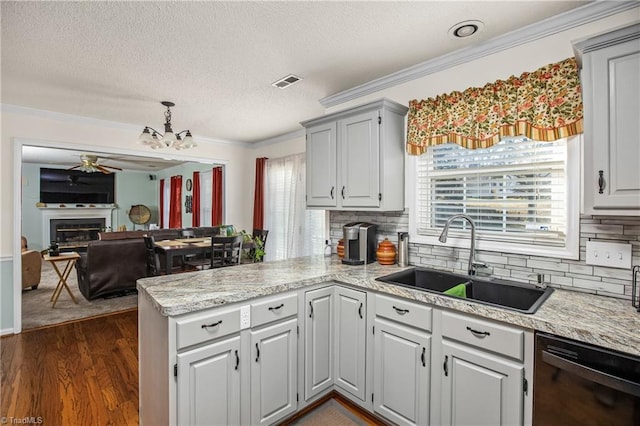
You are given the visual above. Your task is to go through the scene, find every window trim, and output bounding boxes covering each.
[407,135,581,260]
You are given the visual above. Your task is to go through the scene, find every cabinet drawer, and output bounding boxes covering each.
[251,292,298,328]
[175,307,241,350]
[441,311,524,361]
[375,294,432,332]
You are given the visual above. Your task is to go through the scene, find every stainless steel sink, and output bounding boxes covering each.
[376,267,553,314]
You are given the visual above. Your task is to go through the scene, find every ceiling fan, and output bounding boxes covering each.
[67,154,123,174]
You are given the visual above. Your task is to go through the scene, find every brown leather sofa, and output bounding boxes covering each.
[74,227,219,300]
[21,236,42,290]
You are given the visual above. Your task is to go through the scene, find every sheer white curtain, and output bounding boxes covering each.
[162,180,170,228]
[264,153,326,261]
[199,170,213,227]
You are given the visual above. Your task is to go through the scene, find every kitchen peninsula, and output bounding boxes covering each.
[137,256,640,425]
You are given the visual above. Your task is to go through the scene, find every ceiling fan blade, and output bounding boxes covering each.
[101,164,123,171]
[67,165,81,171]
[96,165,112,174]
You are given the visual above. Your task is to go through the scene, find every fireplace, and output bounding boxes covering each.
[41,207,113,251]
[50,218,106,251]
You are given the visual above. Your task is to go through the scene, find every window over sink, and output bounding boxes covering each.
[410,135,580,259]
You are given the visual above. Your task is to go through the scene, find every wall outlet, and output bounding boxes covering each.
[240,305,250,329]
[585,241,632,269]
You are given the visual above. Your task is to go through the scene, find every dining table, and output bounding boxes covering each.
[153,237,254,275]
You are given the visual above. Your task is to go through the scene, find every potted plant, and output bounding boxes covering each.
[240,230,266,262]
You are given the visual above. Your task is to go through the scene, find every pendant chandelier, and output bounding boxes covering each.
[138,101,197,150]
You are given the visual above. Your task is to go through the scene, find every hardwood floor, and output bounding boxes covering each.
[1,310,138,425]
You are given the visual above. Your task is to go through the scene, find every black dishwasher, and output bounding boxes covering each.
[534,332,640,425]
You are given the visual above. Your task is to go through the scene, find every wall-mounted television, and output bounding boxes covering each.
[40,168,115,204]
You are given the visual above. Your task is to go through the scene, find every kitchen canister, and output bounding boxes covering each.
[337,239,345,259]
[376,238,397,265]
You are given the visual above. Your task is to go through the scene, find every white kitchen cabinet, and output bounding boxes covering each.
[250,317,298,425]
[334,286,367,400]
[373,294,432,426]
[176,336,241,425]
[373,317,431,426]
[301,98,408,211]
[575,23,640,214]
[440,340,523,426]
[439,310,530,426]
[304,286,334,400]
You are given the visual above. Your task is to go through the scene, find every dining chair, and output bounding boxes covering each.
[143,235,161,277]
[180,229,203,270]
[211,235,243,268]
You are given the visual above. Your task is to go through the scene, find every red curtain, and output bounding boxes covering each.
[212,167,223,226]
[192,172,201,227]
[253,158,267,230]
[169,175,182,228]
[159,178,165,228]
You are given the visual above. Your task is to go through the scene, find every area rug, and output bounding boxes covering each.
[290,399,370,426]
[21,258,138,330]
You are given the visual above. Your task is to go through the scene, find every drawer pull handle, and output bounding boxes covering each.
[358,302,363,319]
[598,170,604,194]
[466,326,491,338]
[421,347,426,367]
[255,343,260,363]
[443,355,448,376]
[309,301,314,318]
[268,304,284,311]
[201,320,222,329]
[393,306,409,315]
[235,350,239,370]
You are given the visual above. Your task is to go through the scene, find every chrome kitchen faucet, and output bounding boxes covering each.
[438,214,488,276]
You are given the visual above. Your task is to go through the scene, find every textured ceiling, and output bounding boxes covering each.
[2,1,588,144]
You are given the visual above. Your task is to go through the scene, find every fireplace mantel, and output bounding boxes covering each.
[41,207,114,249]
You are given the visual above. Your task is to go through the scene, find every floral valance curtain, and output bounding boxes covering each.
[407,57,583,155]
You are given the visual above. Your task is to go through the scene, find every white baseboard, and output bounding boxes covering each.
[1,328,15,336]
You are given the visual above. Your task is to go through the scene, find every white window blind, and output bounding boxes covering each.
[416,137,568,247]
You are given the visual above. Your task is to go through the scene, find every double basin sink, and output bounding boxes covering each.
[376,267,554,314]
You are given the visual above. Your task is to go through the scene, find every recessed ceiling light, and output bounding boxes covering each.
[448,20,484,39]
[272,74,302,89]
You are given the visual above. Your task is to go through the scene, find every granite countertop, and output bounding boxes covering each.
[137,256,640,357]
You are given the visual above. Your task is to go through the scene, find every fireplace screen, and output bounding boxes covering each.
[50,218,106,251]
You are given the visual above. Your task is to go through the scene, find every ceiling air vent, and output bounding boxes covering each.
[272,74,302,89]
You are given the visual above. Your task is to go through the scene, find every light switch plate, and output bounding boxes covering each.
[240,305,250,329]
[585,241,632,269]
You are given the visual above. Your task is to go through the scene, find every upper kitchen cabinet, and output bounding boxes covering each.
[301,98,409,211]
[575,23,640,215]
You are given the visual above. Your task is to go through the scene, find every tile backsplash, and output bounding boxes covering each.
[330,210,640,300]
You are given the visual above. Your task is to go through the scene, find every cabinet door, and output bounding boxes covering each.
[176,336,241,426]
[584,37,640,212]
[306,122,337,207]
[374,317,430,426]
[441,340,524,426]
[334,287,366,400]
[339,110,380,207]
[251,318,298,425]
[304,287,334,400]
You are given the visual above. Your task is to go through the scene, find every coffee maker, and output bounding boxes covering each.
[342,222,377,265]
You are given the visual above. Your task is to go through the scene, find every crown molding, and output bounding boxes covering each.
[319,1,640,108]
[1,103,248,148]
[251,128,305,149]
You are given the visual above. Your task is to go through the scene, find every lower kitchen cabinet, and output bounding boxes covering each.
[440,340,524,426]
[373,317,431,426]
[334,286,367,400]
[304,286,335,400]
[251,317,299,425]
[176,336,241,425]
